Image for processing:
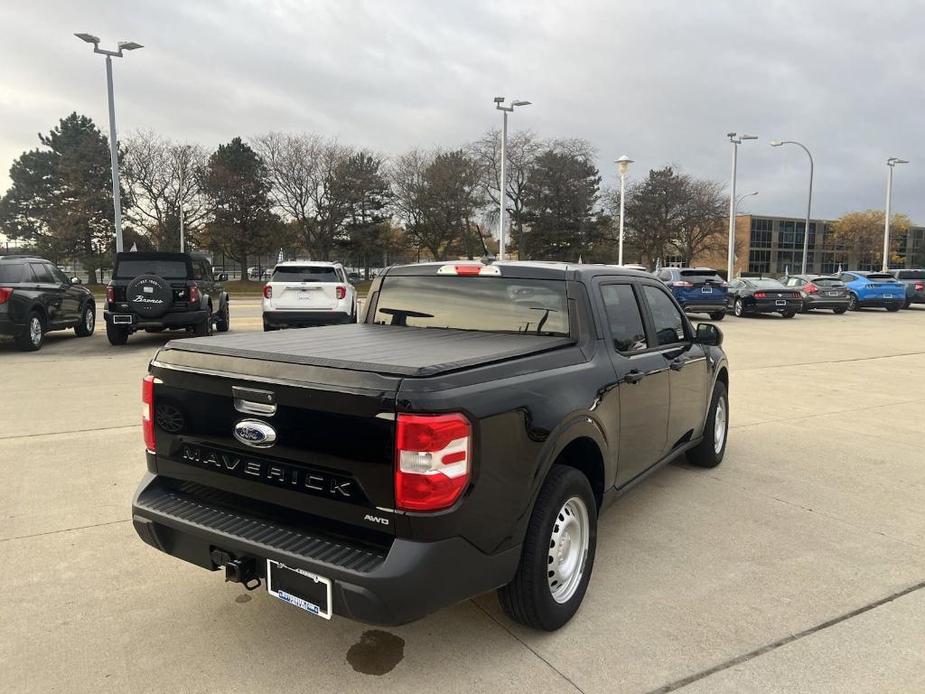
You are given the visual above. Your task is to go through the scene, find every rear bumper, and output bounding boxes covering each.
[856,297,904,308]
[803,295,849,309]
[0,314,24,337]
[263,310,351,327]
[679,302,727,314]
[132,474,520,626]
[105,310,207,330]
[746,299,802,313]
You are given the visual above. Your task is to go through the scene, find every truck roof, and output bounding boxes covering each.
[386,260,651,281]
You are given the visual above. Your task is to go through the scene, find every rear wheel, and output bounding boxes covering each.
[847,293,860,311]
[215,301,230,332]
[709,311,725,321]
[886,303,901,312]
[75,301,95,337]
[15,311,45,351]
[106,320,129,346]
[733,298,745,317]
[903,299,911,309]
[193,307,213,337]
[781,310,796,319]
[498,466,597,631]
[833,306,847,315]
[688,381,728,468]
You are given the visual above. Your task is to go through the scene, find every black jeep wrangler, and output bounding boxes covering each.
[104,252,230,346]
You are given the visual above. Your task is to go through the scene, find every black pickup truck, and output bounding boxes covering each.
[132,261,729,630]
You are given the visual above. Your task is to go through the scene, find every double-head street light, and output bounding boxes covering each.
[883,157,910,271]
[75,33,143,254]
[494,97,531,261]
[770,140,814,274]
[726,132,758,280]
[615,155,634,265]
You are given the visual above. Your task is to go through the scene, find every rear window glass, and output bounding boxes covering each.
[0,264,25,283]
[679,270,722,282]
[811,277,843,287]
[374,276,569,336]
[865,273,894,281]
[896,270,925,280]
[749,279,785,288]
[272,266,339,283]
[115,260,189,278]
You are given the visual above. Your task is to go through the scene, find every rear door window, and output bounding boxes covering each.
[600,284,648,353]
[29,263,54,283]
[45,263,68,284]
[272,266,340,283]
[0,264,25,283]
[643,285,687,346]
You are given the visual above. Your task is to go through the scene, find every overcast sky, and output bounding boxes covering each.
[2,0,924,225]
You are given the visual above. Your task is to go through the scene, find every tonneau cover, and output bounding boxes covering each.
[161,324,573,377]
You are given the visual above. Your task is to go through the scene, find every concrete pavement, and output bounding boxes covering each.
[1,302,924,693]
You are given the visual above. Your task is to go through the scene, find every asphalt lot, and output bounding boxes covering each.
[1,299,924,693]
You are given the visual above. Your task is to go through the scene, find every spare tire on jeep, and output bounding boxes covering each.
[126,275,173,319]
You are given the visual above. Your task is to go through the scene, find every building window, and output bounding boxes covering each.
[663,254,684,267]
[750,218,772,247]
[821,253,849,274]
[748,249,771,274]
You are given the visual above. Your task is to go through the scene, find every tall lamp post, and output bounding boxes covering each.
[770,140,814,274]
[494,97,531,261]
[726,132,758,280]
[883,157,909,271]
[736,191,759,211]
[616,155,634,265]
[75,33,143,254]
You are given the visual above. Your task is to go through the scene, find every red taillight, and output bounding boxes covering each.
[454,264,483,276]
[263,284,272,299]
[106,284,115,303]
[336,285,346,300]
[395,413,471,512]
[804,282,818,294]
[0,287,12,305]
[188,283,200,304]
[915,282,924,291]
[142,374,156,452]
[672,280,694,288]
[754,291,767,298]
[437,263,501,277]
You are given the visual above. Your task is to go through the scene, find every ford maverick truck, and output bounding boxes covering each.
[132,261,729,630]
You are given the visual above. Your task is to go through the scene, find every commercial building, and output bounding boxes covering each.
[694,214,925,277]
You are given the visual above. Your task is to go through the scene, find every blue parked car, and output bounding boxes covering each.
[656,267,728,320]
[838,271,905,312]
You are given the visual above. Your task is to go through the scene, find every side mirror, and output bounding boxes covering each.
[217,273,228,282]
[695,323,723,347]
[70,276,83,285]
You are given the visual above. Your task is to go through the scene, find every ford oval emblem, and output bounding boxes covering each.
[233,419,277,448]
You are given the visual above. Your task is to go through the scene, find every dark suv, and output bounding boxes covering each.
[0,255,96,351]
[104,252,230,346]
[887,269,925,308]
[656,267,728,320]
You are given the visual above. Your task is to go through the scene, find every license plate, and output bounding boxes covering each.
[266,559,332,619]
[885,295,894,299]
[775,299,787,306]
[827,291,839,296]
[112,314,134,325]
[701,287,712,293]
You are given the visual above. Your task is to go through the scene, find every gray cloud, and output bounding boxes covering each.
[1,0,924,228]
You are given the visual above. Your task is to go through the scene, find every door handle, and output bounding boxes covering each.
[625,370,645,384]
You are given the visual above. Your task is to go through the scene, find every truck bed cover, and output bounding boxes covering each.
[160,324,573,377]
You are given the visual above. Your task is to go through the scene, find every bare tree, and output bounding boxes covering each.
[124,130,208,250]
[674,179,727,265]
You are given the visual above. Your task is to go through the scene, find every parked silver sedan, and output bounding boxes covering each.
[784,274,849,314]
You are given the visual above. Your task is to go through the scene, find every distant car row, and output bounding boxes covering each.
[655,265,923,320]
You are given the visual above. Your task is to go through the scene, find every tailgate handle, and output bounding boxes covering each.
[233,386,277,416]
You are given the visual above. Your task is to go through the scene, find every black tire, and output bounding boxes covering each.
[498,466,597,631]
[14,311,45,351]
[833,306,847,315]
[687,381,728,469]
[75,301,96,337]
[903,299,911,310]
[781,310,796,319]
[263,321,275,332]
[106,320,129,346]
[886,303,901,312]
[215,301,230,332]
[733,298,745,317]
[193,306,213,337]
[847,293,860,311]
[709,311,725,321]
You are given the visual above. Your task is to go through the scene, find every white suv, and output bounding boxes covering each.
[262,261,357,331]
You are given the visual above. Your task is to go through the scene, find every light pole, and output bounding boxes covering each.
[75,33,143,254]
[770,140,814,274]
[616,155,634,265]
[736,191,759,211]
[883,157,909,271]
[177,145,191,253]
[726,132,758,280]
[494,97,531,261]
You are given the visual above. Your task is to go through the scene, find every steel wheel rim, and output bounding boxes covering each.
[734,300,743,316]
[86,308,95,332]
[30,317,42,345]
[547,496,590,604]
[714,395,727,454]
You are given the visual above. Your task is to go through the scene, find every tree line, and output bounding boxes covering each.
[2,111,770,282]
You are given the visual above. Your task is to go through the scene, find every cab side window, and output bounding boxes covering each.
[192,262,204,281]
[29,263,53,283]
[46,263,68,284]
[600,284,648,353]
[643,285,687,346]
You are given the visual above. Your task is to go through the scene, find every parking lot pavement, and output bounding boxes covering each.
[1,302,924,693]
